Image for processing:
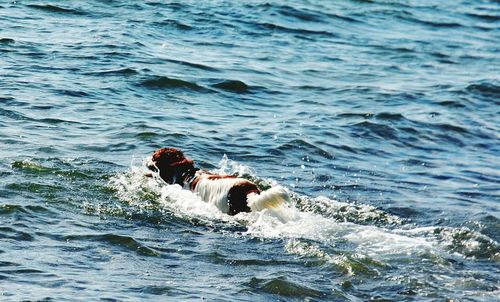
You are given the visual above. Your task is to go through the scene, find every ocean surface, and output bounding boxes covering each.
[1,0,499,301]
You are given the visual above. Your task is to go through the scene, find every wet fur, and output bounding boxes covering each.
[147,147,289,215]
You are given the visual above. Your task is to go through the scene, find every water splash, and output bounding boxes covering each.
[108,155,499,265]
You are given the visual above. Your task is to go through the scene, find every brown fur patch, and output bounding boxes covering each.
[227,180,260,215]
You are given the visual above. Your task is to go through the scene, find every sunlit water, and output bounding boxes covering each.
[1,1,499,301]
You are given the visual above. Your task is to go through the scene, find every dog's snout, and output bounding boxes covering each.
[146,157,158,172]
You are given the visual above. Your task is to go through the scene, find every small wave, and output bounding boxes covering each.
[205,251,293,266]
[11,160,55,174]
[11,159,91,180]
[435,100,466,108]
[245,207,436,263]
[55,89,90,98]
[127,285,174,295]
[254,22,336,37]
[401,227,500,261]
[1,108,80,126]
[0,96,20,104]
[375,112,405,121]
[212,80,249,93]
[0,38,15,44]
[434,123,469,134]
[337,112,406,122]
[80,143,137,152]
[152,19,193,31]
[138,76,203,90]
[420,20,463,28]
[475,214,500,243]
[0,204,28,216]
[397,13,463,29]
[296,195,402,226]
[0,108,30,121]
[0,226,34,241]
[434,227,499,260]
[284,239,386,276]
[64,233,161,257]
[134,131,161,141]
[337,112,374,119]
[351,121,398,140]
[26,4,88,16]
[276,5,324,23]
[277,139,334,160]
[144,2,185,10]
[6,182,65,197]
[84,68,138,76]
[39,118,80,125]
[465,81,500,100]
[246,275,325,298]
[162,58,219,72]
[257,2,358,24]
[465,12,500,23]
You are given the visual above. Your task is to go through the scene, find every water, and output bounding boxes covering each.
[1,0,499,301]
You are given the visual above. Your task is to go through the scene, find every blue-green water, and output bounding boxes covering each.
[1,1,499,301]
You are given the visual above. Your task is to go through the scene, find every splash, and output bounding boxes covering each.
[108,155,499,266]
[108,162,231,224]
[399,226,500,261]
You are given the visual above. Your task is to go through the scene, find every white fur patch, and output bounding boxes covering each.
[247,186,290,212]
[190,175,244,214]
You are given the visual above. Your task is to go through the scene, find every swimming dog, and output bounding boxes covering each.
[146,147,290,215]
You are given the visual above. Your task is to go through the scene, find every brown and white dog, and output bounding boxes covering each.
[146,147,290,215]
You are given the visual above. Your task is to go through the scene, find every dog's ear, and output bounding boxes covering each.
[150,148,195,185]
[152,148,185,166]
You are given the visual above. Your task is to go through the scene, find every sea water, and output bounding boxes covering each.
[1,1,498,301]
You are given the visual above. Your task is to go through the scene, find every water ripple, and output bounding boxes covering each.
[1,0,499,300]
[212,80,250,93]
[138,76,203,91]
[26,4,89,16]
[246,276,326,298]
[64,233,161,257]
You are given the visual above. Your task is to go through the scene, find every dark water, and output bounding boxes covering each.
[1,0,499,301]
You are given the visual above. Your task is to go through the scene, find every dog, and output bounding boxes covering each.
[146,147,290,215]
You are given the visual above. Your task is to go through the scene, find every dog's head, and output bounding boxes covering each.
[147,147,195,185]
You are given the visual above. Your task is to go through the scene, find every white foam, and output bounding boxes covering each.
[108,155,498,263]
[190,174,244,214]
[284,239,356,275]
[214,154,255,177]
[244,205,434,260]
